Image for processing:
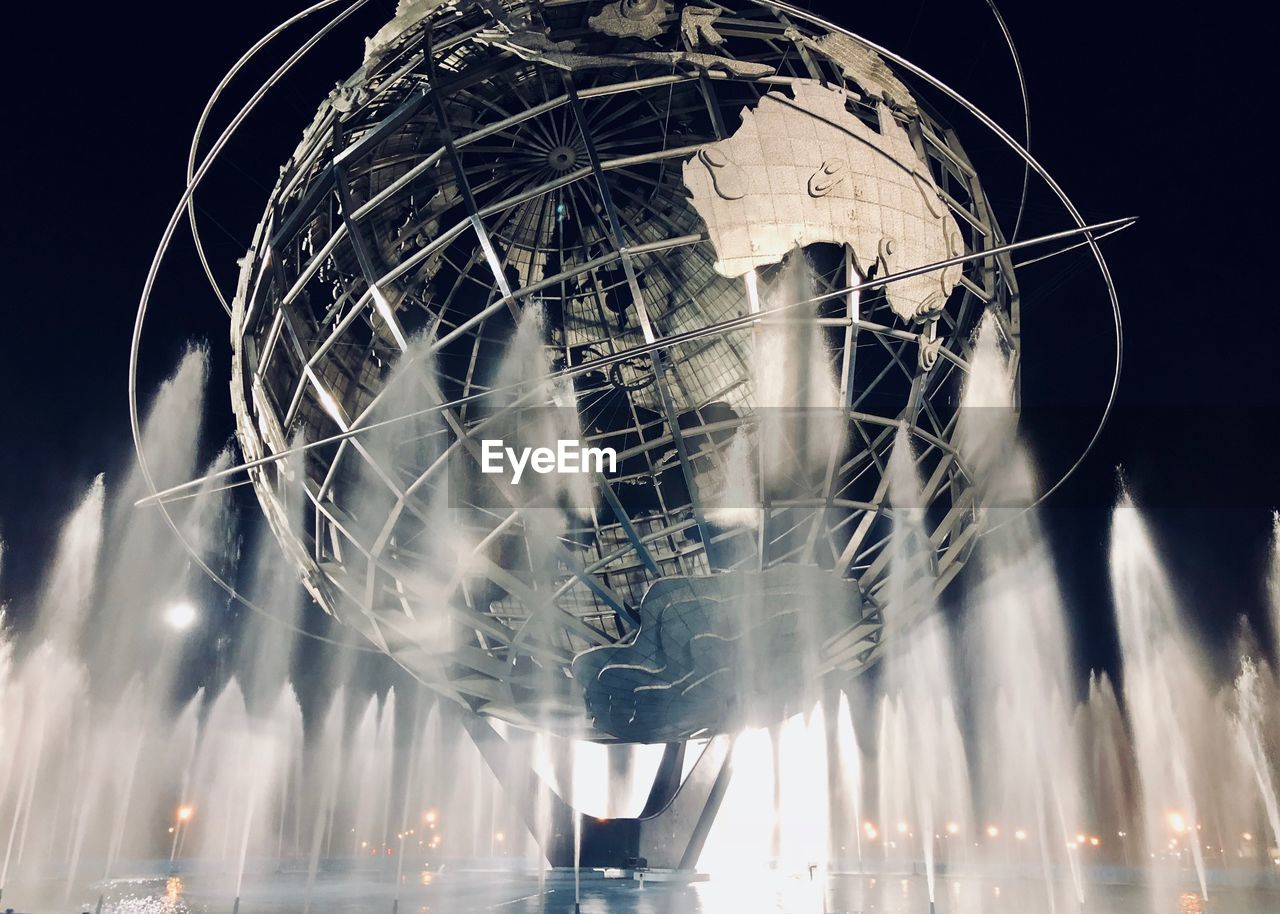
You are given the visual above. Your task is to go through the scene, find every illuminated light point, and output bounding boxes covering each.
[423,810,437,825]
[1075,833,1086,845]
[946,822,960,836]
[1015,830,1028,841]
[164,602,198,631]
[986,825,999,838]
[495,832,505,843]
[1090,836,1101,847]
[176,805,194,822]
[1167,812,1187,834]
[897,821,908,834]
[1243,833,1253,841]
[864,822,879,841]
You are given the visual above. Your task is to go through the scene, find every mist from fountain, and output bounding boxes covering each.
[1076,672,1138,867]
[877,425,973,907]
[959,316,1087,911]
[1232,659,1280,856]
[700,305,1280,914]
[0,349,540,914]
[1,288,1279,914]
[832,690,864,871]
[1110,495,1212,901]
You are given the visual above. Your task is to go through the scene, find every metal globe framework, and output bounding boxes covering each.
[227,0,1023,739]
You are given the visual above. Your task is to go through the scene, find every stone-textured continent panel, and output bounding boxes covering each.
[572,564,861,742]
[682,81,963,323]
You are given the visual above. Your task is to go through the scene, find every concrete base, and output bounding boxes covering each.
[632,868,711,884]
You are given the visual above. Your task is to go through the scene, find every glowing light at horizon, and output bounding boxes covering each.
[698,707,831,875]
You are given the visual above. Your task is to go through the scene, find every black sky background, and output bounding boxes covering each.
[1,1,1276,688]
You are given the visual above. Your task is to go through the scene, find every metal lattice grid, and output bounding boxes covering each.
[229,0,1020,737]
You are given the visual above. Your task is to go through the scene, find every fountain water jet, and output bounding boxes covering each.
[1109,495,1211,902]
[1,297,1280,914]
[960,315,1087,911]
[879,425,972,907]
[1231,659,1280,855]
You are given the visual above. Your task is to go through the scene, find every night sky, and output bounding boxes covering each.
[2,1,1275,686]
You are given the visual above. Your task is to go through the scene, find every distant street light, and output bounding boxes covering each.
[164,601,198,631]
[170,805,195,872]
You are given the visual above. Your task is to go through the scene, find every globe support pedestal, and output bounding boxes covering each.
[461,715,735,871]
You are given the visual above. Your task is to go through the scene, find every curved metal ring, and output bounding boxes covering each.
[762,0,1124,533]
[133,0,1123,641]
[129,0,382,652]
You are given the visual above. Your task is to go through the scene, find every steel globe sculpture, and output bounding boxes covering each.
[229,0,1020,742]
